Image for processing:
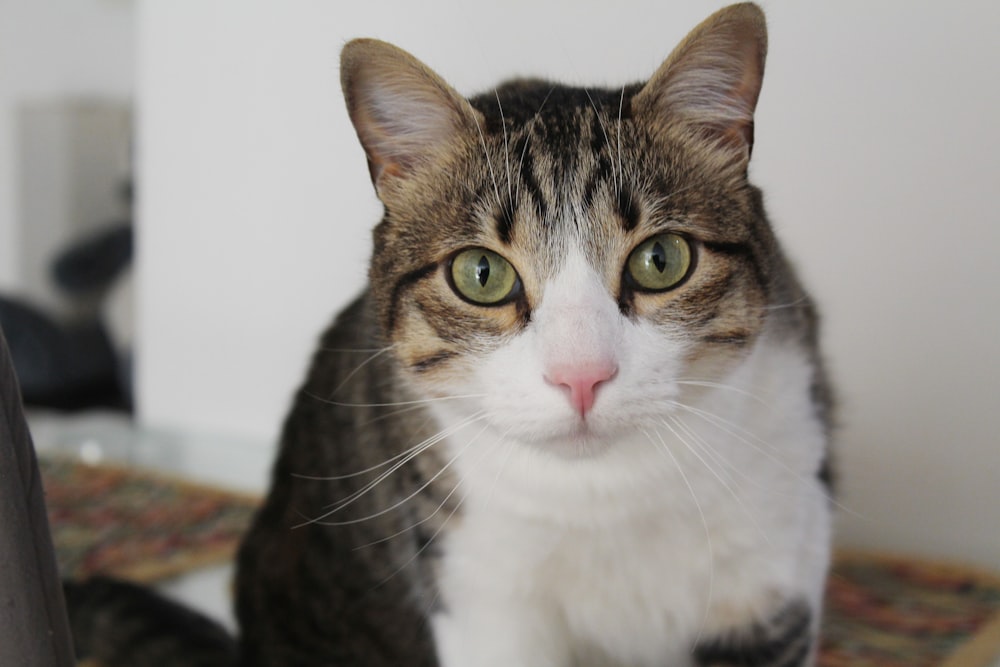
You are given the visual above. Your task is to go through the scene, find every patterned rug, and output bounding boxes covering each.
[42,457,1000,665]
[42,456,259,582]
[821,553,1000,666]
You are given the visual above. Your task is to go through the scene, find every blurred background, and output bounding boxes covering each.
[1,0,997,582]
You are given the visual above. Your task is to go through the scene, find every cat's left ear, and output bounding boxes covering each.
[340,39,484,193]
[633,2,767,167]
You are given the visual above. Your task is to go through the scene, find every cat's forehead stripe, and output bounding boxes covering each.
[495,204,514,245]
[492,132,549,246]
[617,190,641,232]
[486,109,635,248]
[515,133,548,225]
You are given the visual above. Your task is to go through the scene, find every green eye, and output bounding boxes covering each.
[450,248,519,305]
[626,233,692,291]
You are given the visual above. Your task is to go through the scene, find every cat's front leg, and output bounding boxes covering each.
[431,603,570,667]
[692,599,816,667]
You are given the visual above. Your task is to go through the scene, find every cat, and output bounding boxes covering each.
[65,3,833,666]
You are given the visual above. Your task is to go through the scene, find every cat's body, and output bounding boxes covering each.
[66,5,833,666]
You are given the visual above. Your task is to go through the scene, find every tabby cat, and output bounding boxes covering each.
[66,4,833,666]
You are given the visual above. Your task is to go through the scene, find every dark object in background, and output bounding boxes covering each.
[0,296,122,411]
[0,223,133,411]
[0,326,77,667]
[53,223,132,295]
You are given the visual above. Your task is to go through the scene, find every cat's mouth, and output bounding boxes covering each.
[556,422,615,457]
[503,415,621,459]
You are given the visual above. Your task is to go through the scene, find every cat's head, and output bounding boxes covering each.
[341,3,792,455]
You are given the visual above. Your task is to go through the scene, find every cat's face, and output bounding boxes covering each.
[342,5,780,456]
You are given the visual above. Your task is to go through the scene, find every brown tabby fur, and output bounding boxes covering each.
[65,5,831,666]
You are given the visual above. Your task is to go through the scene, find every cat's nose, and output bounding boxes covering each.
[545,361,618,418]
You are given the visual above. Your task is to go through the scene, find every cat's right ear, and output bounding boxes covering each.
[633,3,767,168]
[340,39,482,193]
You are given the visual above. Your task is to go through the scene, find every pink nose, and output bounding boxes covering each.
[545,361,617,417]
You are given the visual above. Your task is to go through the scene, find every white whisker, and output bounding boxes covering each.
[377,482,469,589]
[513,127,531,208]
[331,346,394,397]
[583,88,618,194]
[662,415,772,546]
[674,379,773,409]
[471,111,504,212]
[617,85,626,195]
[294,411,486,527]
[291,425,434,482]
[761,296,809,311]
[644,182,700,216]
[353,422,493,550]
[304,390,486,409]
[671,401,862,518]
[310,415,488,527]
[667,414,741,488]
[641,427,713,645]
[372,425,505,589]
[671,400,780,454]
[495,90,514,212]
[358,402,433,427]
[482,426,516,513]
[513,87,554,208]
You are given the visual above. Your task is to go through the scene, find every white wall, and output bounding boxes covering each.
[755,3,1000,570]
[137,1,1000,569]
[0,0,134,294]
[17,101,132,315]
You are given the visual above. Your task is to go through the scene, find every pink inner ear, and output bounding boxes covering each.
[635,5,766,160]
[663,49,762,153]
[352,82,457,183]
[341,41,479,189]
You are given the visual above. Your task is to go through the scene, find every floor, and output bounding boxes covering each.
[29,410,1000,666]
[29,409,272,631]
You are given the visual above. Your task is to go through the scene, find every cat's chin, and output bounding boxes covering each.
[509,420,621,460]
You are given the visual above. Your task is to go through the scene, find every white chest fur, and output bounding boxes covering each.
[429,339,831,667]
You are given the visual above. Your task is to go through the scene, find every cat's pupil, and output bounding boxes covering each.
[651,243,667,273]
[476,256,491,287]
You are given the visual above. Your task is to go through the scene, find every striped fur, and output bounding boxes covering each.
[66,4,832,666]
